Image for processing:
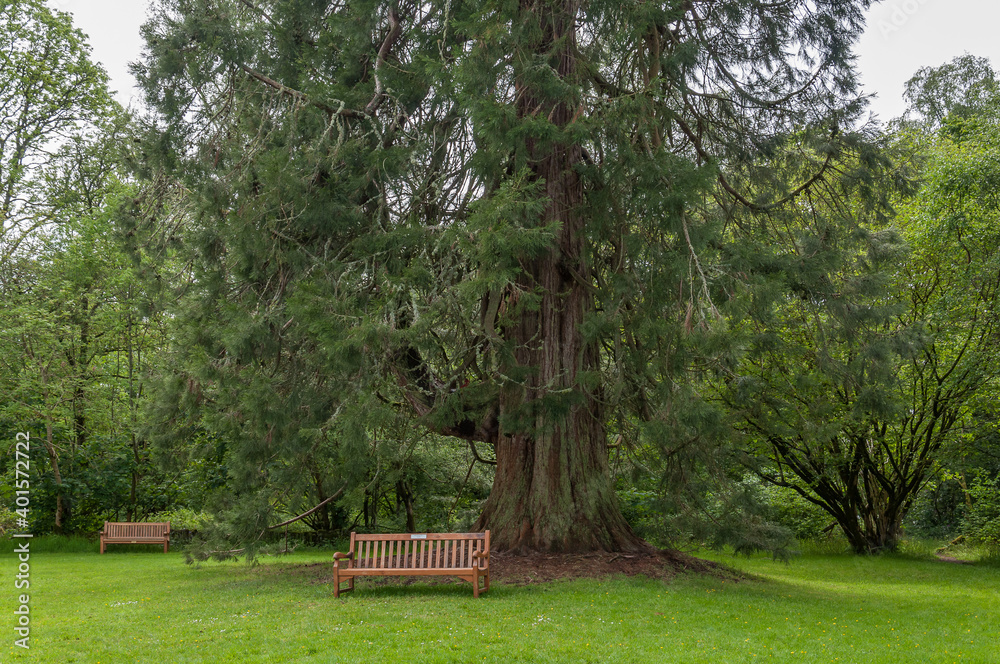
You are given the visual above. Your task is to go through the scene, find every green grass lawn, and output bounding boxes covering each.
[2,540,998,663]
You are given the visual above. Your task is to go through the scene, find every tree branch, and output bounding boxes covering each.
[268,482,348,530]
[239,64,365,119]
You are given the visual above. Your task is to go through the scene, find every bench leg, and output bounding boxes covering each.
[164,540,169,553]
[100,540,105,555]
[333,561,355,598]
[473,567,488,598]
[333,567,355,598]
[333,577,355,598]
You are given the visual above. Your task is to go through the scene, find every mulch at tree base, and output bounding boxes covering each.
[488,549,726,585]
[283,549,735,589]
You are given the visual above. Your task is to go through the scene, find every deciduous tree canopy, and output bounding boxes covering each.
[0,0,112,261]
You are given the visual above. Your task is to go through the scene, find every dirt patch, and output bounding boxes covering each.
[935,554,974,565]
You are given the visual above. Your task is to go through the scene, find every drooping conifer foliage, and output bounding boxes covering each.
[126,0,878,553]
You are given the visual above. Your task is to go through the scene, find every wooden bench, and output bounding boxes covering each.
[333,531,490,598]
[100,522,171,554]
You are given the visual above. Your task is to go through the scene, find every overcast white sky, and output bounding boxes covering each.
[47,0,1000,123]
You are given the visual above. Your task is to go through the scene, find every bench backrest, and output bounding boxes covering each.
[104,522,170,538]
[351,532,488,570]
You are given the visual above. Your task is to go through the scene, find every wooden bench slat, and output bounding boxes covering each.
[100,522,170,554]
[346,568,478,577]
[332,531,490,598]
[340,532,486,541]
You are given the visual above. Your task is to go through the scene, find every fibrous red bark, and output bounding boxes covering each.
[474,0,649,554]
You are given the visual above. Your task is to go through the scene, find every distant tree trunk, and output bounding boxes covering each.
[73,295,89,452]
[363,490,377,531]
[127,310,141,523]
[128,453,137,522]
[396,481,416,533]
[474,0,647,553]
[313,470,331,531]
[44,418,67,533]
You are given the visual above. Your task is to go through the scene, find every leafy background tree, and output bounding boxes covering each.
[723,56,1000,553]
[0,1,174,536]
[894,58,1000,548]
[0,0,112,259]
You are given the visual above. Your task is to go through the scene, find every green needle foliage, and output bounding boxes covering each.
[124,0,881,554]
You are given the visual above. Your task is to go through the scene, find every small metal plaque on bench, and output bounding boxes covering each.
[410,534,427,539]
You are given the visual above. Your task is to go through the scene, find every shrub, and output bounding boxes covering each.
[757,481,833,540]
[146,508,215,532]
[0,504,18,538]
[960,475,1000,545]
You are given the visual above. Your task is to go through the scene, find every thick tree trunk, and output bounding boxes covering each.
[811,467,906,554]
[474,0,647,553]
[837,509,903,554]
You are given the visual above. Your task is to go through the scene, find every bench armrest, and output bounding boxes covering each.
[472,550,489,568]
[333,550,354,561]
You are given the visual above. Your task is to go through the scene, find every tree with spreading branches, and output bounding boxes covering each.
[126,0,880,553]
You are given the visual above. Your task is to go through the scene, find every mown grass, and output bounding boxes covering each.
[2,538,998,663]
